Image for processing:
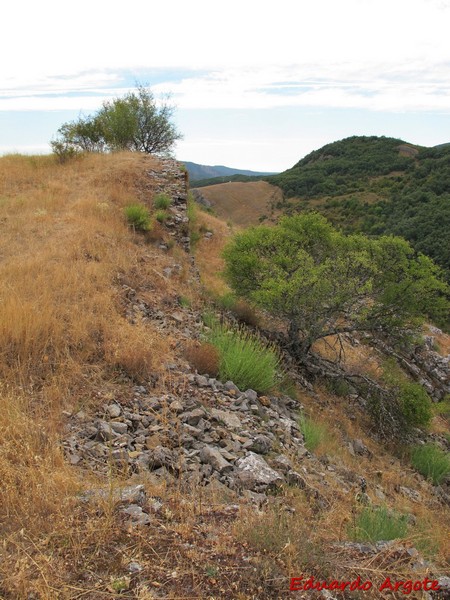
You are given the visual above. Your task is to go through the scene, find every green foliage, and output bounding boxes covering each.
[205,317,280,393]
[155,210,168,223]
[268,136,450,284]
[397,382,432,429]
[410,444,450,485]
[124,203,151,231]
[378,359,432,434]
[348,506,408,543]
[51,85,182,157]
[325,378,352,397]
[153,193,171,210]
[223,212,449,359]
[299,417,327,452]
[268,136,412,199]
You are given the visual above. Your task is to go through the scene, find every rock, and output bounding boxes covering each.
[286,470,307,488]
[234,452,284,491]
[127,561,143,573]
[352,439,372,457]
[181,408,206,426]
[148,446,175,471]
[111,448,130,466]
[435,577,450,598]
[398,486,421,502]
[95,420,118,441]
[210,408,242,429]
[110,421,128,435]
[244,389,258,402]
[118,484,146,505]
[271,454,293,473]
[121,504,150,525]
[199,446,233,473]
[224,381,240,394]
[169,400,184,413]
[106,404,121,418]
[195,375,209,387]
[170,311,185,323]
[245,434,272,455]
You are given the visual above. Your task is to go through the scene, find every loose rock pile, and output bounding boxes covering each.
[63,373,316,500]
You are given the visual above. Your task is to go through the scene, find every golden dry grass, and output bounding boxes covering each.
[0,152,178,394]
[196,180,283,227]
[0,152,191,598]
[193,209,233,297]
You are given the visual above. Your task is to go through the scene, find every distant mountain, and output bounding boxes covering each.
[266,135,450,282]
[182,161,276,183]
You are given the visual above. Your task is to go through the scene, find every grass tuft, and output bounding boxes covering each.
[205,316,280,393]
[411,444,450,485]
[348,506,408,543]
[124,203,151,231]
[153,192,171,210]
[299,416,328,452]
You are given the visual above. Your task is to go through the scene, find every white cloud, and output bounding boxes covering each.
[0,0,449,113]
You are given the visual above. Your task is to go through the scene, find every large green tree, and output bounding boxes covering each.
[223,213,449,361]
[51,85,182,159]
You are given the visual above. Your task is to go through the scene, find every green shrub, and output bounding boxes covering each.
[153,193,171,210]
[205,318,280,393]
[325,377,352,397]
[155,210,168,223]
[398,382,432,429]
[124,203,151,231]
[299,417,327,452]
[348,506,408,543]
[411,444,450,485]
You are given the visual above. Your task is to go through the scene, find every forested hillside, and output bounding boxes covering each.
[267,136,450,281]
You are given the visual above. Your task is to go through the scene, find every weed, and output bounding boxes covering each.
[155,209,168,223]
[348,506,408,543]
[410,444,450,485]
[205,317,280,393]
[124,203,151,231]
[153,192,171,209]
[299,416,327,452]
[178,295,191,308]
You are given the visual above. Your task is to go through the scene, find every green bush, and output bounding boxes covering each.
[205,318,280,393]
[124,203,151,231]
[411,444,450,485]
[299,417,327,452]
[153,193,171,210]
[398,382,432,429]
[349,506,408,543]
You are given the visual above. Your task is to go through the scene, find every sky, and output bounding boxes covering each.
[1,0,450,171]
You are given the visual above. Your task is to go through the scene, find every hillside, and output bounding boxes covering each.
[0,153,449,599]
[191,180,283,226]
[183,160,275,182]
[267,136,450,282]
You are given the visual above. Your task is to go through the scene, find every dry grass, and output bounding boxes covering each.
[193,209,232,296]
[195,180,283,227]
[0,152,188,598]
[0,152,175,394]
[313,335,383,380]
[183,341,220,377]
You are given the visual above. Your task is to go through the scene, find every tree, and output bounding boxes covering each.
[223,213,449,361]
[51,85,182,159]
